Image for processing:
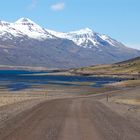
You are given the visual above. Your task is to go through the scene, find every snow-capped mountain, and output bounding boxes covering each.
[0,18,55,40]
[47,28,124,49]
[0,18,140,68]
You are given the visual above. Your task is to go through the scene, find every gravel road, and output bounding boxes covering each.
[0,92,140,140]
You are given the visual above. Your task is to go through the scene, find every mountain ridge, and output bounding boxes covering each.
[0,17,140,68]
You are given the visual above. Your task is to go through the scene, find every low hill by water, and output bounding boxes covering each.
[70,57,140,77]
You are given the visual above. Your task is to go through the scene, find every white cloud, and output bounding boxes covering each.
[27,0,38,10]
[51,2,65,11]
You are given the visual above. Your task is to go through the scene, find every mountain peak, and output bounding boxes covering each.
[9,17,55,40]
[69,27,94,35]
[15,18,36,25]
[83,27,93,32]
[0,20,10,26]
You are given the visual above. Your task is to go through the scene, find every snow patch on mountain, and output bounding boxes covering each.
[13,18,54,40]
[0,18,55,40]
[47,27,121,49]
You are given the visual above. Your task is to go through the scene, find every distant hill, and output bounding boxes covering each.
[70,57,140,76]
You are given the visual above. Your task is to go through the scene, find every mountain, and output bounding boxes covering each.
[0,18,140,69]
[0,18,55,40]
[47,28,124,49]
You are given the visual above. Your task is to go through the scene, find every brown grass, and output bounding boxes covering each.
[70,57,140,76]
[0,95,44,107]
[107,80,140,87]
[115,99,140,105]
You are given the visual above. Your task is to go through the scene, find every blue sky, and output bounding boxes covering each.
[0,0,140,50]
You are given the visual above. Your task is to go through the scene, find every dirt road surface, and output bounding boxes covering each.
[0,94,140,140]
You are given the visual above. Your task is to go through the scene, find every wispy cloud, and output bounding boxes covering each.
[51,2,65,11]
[27,0,38,11]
